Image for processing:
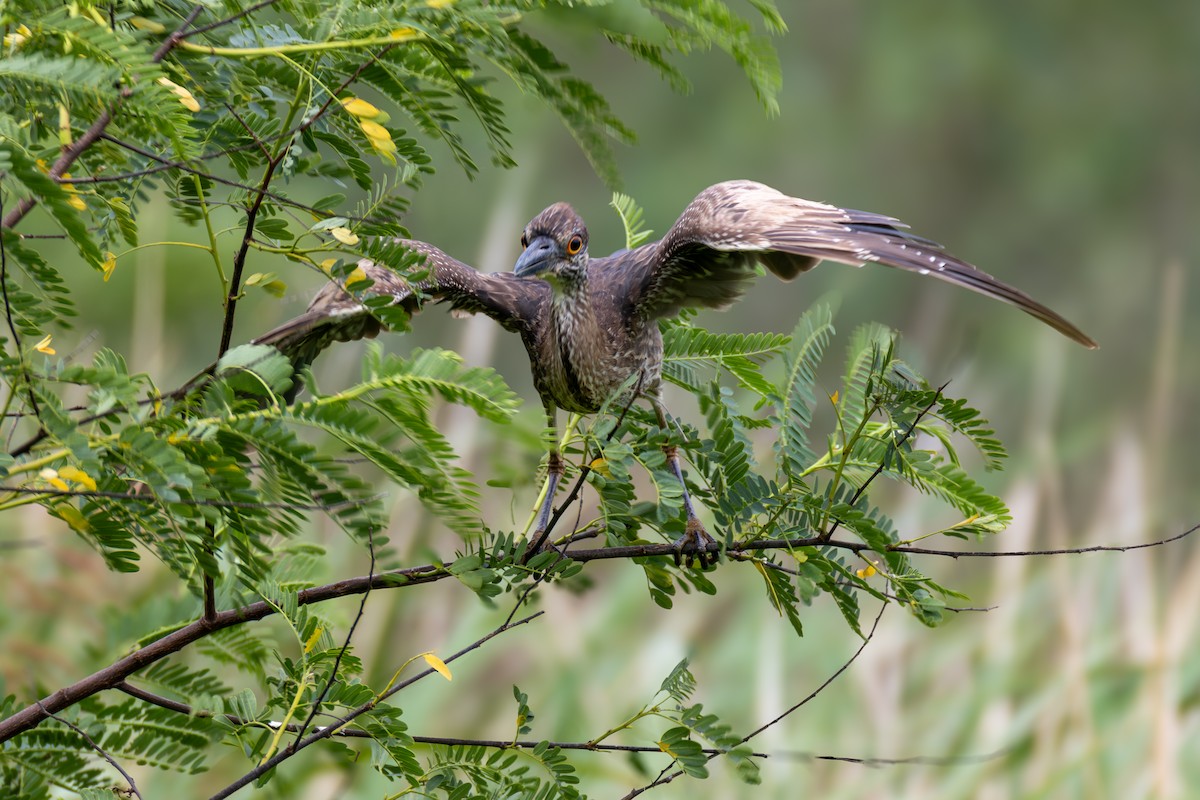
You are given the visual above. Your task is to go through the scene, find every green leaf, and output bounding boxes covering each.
[216,343,296,397]
[770,304,835,480]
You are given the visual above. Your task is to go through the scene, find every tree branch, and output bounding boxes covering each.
[0,561,449,743]
[3,518,1193,745]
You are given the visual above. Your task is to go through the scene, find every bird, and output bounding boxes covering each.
[253,179,1097,565]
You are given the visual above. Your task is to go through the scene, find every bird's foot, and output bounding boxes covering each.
[671,517,719,569]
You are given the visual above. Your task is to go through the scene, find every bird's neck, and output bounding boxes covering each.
[546,264,589,304]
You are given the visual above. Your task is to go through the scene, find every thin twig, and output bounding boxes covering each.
[207,611,544,800]
[740,603,886,744]
[35,701,143,800]
[181,0,282,40]
[117,680,1005,768]
[0,193,43,428]
[216,151,286,358]
[820,382,947,543]
[621,603,888,799]
[290,527,376,745]
[91,134,386,225]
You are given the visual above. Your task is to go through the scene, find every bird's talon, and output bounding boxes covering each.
[671,519,719,570]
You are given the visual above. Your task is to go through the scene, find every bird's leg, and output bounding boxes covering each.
[523,407,563,562]
[653,399,718,568]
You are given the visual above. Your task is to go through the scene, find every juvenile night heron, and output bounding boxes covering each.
[256,180,1097,563]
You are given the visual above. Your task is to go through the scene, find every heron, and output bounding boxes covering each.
[254,180,1097,564]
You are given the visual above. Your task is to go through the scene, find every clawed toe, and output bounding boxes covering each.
[671,518,719,569]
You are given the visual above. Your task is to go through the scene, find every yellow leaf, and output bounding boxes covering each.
[390,27,417,38]
[48,477,70,492]
[58,466,97,491]
[343,266,368,288]
[130,16,166,33]
[304,626,324,653]
[427,0,454,7]
[340,97,382,119]
[588,457,612,478]
[39,468,58,481]
[83,6,109,29]
[65,194,86,211]
[102,251,117,281]
[422,653,452,681]
[330,227,360,245]
[855,564,876,579]
[58,103,71,147]
[34,334,55,355]
[319,258,337,274]
[829,390,839,405]
[56,504,91,534]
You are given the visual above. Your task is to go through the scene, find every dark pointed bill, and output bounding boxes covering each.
[514,235,558,277]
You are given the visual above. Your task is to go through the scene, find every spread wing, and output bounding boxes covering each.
[254,239,546,371]
[620,180,1096,348]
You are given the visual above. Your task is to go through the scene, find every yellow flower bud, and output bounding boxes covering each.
[359,120,390,140]
[157,77,201,112]
[340,97,382,119]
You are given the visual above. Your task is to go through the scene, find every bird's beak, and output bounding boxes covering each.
[514,235,558,277]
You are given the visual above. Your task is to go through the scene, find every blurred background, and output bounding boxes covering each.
[3,1,1198,797]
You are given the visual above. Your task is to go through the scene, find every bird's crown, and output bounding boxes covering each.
[522,202,588,249]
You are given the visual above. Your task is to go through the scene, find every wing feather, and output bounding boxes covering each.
[255,239,546,371]
[623,180,1096,348]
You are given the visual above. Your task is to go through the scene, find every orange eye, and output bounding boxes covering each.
[566,235,583,255]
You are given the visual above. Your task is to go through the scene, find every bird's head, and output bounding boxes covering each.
[514,203,589,284]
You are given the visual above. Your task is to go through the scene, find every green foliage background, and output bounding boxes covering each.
[0,1,1196,798]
